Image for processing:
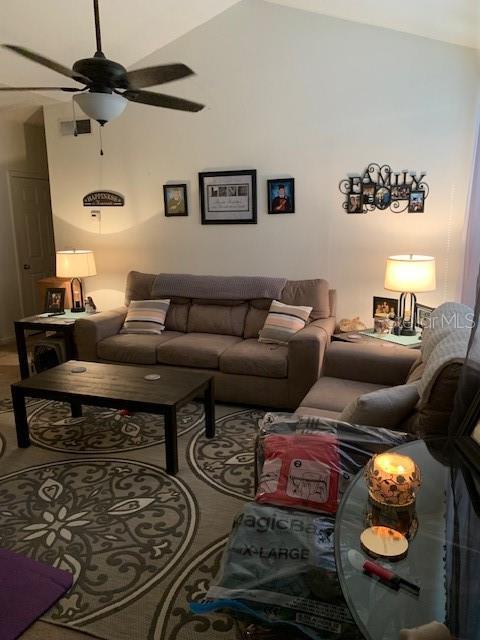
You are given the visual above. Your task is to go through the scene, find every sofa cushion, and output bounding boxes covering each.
[98,331,182,365]
[244,307,269,339]
[340,383,419,429]
[120,299,170,335]
[156,333,242,369]
[281,279,330,320]
[404,362,463,436]
[124,271,155,304]
[165,302,190,333]
[300,377,388,413]
[259,300,312,345]
[187,303,248,337]
[220,339,288,378]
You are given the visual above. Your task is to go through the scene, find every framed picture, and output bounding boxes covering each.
[362,183,375,204]
[267,178,295,214]
[347,192,363,213]
[409,191,425,213]
[373,296,398,318]
[391,184,410,200]
[44,288,65,314]
[163,184,188,217]
[199,170,257,224]
[375,187,391,210]
[416,303,434,328]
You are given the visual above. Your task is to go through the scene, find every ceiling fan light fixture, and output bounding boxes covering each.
[73,91,127,125]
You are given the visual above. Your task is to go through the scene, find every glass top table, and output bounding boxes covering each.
[335,438,480,640]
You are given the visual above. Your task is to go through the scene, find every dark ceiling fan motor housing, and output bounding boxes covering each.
[73,55,128,93]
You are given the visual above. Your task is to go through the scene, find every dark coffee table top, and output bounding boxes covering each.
[12,360,213,407]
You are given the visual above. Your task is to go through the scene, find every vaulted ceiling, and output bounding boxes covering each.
[266,0,480,50]
[0,0,477,110]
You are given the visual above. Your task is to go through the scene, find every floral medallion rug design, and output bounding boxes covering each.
[0,399,264,640]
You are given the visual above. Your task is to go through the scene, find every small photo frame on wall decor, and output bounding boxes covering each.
[409,191,425,213]
[199,170,257,224]
[163,184,188,217]
[267,178,295,214]
[44,288,65,314]
[347,193,363,213]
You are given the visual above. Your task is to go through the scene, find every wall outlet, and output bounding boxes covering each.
[90,210,101,222]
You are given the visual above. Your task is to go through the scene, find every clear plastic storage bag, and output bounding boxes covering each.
[192,415,411,639]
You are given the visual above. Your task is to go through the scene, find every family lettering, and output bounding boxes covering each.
[339,163,429,214]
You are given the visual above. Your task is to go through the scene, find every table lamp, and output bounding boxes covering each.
[56,250,96,313]
[384,254,436,336]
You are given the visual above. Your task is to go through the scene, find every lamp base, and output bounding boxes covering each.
[70,306,85,313]
[400,326,417,336]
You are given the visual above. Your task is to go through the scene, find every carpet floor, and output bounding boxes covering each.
[0,396,264,640]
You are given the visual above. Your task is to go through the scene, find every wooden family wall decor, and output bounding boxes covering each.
[339,163,429,214]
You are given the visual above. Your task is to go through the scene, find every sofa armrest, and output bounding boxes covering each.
[74,307,127,361]
[323,342,420,386]
[288,319,331,407]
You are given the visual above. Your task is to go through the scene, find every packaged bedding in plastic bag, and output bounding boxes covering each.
[192,502,360,639]
[192,415,411,639]
[255,413,410,513]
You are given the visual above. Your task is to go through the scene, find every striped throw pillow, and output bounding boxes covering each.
[120,299,170,335]
[258,300,312,345]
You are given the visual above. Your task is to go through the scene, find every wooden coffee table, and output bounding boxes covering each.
[10,361,215,475]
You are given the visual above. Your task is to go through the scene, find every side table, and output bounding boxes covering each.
[333,329,422,349]
[14,311,94,379]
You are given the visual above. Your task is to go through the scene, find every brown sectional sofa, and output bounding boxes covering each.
[75,271,337,409]
[297,301,471,435]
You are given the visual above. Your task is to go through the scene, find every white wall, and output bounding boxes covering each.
[43,0,479,322]
[0,105,49,341]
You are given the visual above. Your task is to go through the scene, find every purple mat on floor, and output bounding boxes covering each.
[0,547,73,640]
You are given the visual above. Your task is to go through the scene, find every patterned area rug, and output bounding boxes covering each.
[0,396,264,639]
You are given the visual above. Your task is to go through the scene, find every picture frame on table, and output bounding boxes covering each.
[163,184,188,217]
[44,288,65,314]
[416,303,434,329]
[267,178,295,214]
[372,296,398,318]
[199,169,257,224]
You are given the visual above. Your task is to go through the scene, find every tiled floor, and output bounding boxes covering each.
[0,340,99,640]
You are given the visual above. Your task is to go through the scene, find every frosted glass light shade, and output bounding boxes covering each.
[56,250,96,278]
[384,255,436,293]
[74,91,127,124]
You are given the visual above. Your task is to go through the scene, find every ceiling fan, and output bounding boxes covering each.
[0,0,204,126]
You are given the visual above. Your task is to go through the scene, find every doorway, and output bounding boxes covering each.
[8,172,56,317]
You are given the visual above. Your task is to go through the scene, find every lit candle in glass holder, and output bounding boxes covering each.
[365,452,421,507]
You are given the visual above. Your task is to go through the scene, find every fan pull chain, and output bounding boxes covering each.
[71,99,78,137]
[99,124,104,156]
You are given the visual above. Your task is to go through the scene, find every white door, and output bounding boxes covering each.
[9,175,55,317]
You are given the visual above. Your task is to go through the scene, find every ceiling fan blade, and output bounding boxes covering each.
[0,86,80,92]
[124,64,194,89]
[2,45,91,84]
[122,89,204,112]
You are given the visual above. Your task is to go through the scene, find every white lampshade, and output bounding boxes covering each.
[384,255,436,293]
[56,250,97,278]
[74,91,127,124]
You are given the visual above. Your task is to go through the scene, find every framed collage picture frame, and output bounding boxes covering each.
[199,170,257,224]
